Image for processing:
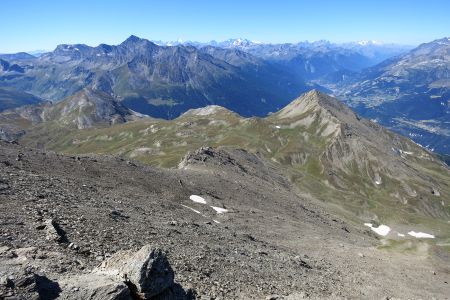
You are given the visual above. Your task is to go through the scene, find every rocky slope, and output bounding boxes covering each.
[1,139,449,299]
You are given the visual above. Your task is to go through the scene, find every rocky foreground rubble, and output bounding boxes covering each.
[0,244,190,300]
[60,245,192,300]
[0,141,449,299]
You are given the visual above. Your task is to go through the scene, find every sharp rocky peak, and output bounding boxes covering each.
[120,35,157,47]
[123,35,142,43]
[274,89,355,121]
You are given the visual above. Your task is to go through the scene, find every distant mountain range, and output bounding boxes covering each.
[154,38,412,81]
[154,38,412,64]
[0,35,315,119]
[333,37,450,155]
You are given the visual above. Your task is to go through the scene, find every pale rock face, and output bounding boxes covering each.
[181,105,234,117]
[272,90,343,139]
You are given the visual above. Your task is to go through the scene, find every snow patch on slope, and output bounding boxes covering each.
[407,231,435,239]
[190,195,207,204]
[211,206,228,214]
[364,223,391,236]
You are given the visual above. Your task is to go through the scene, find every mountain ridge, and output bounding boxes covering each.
[0,87,142,135]
[0,35,313,119]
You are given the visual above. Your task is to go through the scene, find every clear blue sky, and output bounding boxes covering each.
[1,0,449,53]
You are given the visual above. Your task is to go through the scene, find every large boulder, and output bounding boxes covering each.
[96,245,175,299]
[1,245,185,300]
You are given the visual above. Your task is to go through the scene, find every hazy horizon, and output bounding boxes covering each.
[1,0,449,53]
[2,35,422,55]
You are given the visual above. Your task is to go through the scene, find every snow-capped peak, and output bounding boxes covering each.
[231,38,261,45]
[356,40,384,46]
[233,38,244,45]
[220,38,259,48]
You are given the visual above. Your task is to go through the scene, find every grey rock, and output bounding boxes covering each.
[59,273,131,300]
[96,245,174,298]
[44,219,67,243]
[87,282,131,300]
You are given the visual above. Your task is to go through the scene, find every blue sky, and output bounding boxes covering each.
[1,0,449,53]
